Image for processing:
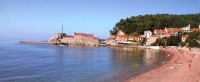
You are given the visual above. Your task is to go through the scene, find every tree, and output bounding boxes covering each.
[151,38,165,46]
[185,31,200,47]
[109,13,200,35]
[167,36,181,46]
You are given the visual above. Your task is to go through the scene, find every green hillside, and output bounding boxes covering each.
[110,13,200,35]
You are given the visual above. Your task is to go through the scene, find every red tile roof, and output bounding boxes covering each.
[190,28,200,32]
[118,35,128,38]
[118,35,144,39]
[165,27,183,32]
[150,35,160,38]
[163,33,173,36]
[155,29,166,33]
[182,36,188,39]
[85,34,93,37]
[64,35,74,38]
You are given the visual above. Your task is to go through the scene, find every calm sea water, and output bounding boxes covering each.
[0,41,166,82]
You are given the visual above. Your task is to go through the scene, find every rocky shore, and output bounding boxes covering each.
[126,47,200,82]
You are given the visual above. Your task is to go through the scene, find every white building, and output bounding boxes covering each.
[144,31,152,38]
[181,24,190,32]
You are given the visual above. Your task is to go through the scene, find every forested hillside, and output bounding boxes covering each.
[110,13,200,35]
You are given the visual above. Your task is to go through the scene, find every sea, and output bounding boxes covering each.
[0,40,167,82]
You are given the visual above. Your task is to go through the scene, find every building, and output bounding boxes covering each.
[154,29,166,36]
[62,35,75,44]
[181,24,190,32]
[164,27,183,36]
[144,31,152,38]
[182,35,188,42]
[116,35,144,43]
[189,27,200,32]
[160,33,173,38]
[154,27,183,36]
[48,32,99,46]
[146,35,159,45]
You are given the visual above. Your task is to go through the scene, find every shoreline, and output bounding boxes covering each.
[126,47,200,82]
[123,47,174,81]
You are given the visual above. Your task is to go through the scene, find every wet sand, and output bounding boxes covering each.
[126,47,200,82]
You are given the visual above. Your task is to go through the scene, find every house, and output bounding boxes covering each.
[189,26,200,32]
[165,27,183,36]
[116,35,128,43]
[181,24,190,32]
[146,35,160,45]
[160,33,173,38]
[154,29,166,36]
[144,31,152,38]
[116,35,144,43]
[182,35,188,42]
[154,27,183,36]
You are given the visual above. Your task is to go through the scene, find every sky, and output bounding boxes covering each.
[0,0,200,41]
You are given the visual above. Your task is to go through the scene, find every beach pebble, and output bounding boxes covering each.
[170,67,175,69]
[177,63,182,65]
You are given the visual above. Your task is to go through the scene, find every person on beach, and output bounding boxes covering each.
[174,61,177,65]
[187,59,192,69]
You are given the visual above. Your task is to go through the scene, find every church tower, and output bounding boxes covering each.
[61,24,64,39]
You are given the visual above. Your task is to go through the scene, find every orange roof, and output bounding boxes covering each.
[182,36,188,39]
[190,28,200,32]
[177,28,183,32]
[155,29,166,33]
[163,33,173,36]
[165,27,182,32]
[118,35,128,38]
[118,35,144,39]
[129,36,144,38]
[85,34,93,37]
[64,35,74,38]
[150,35,160,38]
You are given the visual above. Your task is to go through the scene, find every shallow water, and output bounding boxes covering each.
[0,41,166,82]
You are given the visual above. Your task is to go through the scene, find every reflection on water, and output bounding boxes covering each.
[111,47,165,65]
[99,47,166,82]
[0,43,166,82]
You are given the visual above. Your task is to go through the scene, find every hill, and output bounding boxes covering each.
[110,13,200,35]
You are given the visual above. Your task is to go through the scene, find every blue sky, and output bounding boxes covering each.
[0,0,199,40]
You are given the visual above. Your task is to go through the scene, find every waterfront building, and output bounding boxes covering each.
[62,35,75,44]
[146,35,159,45]
[116,35,144,44]
[48,32,99,46]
